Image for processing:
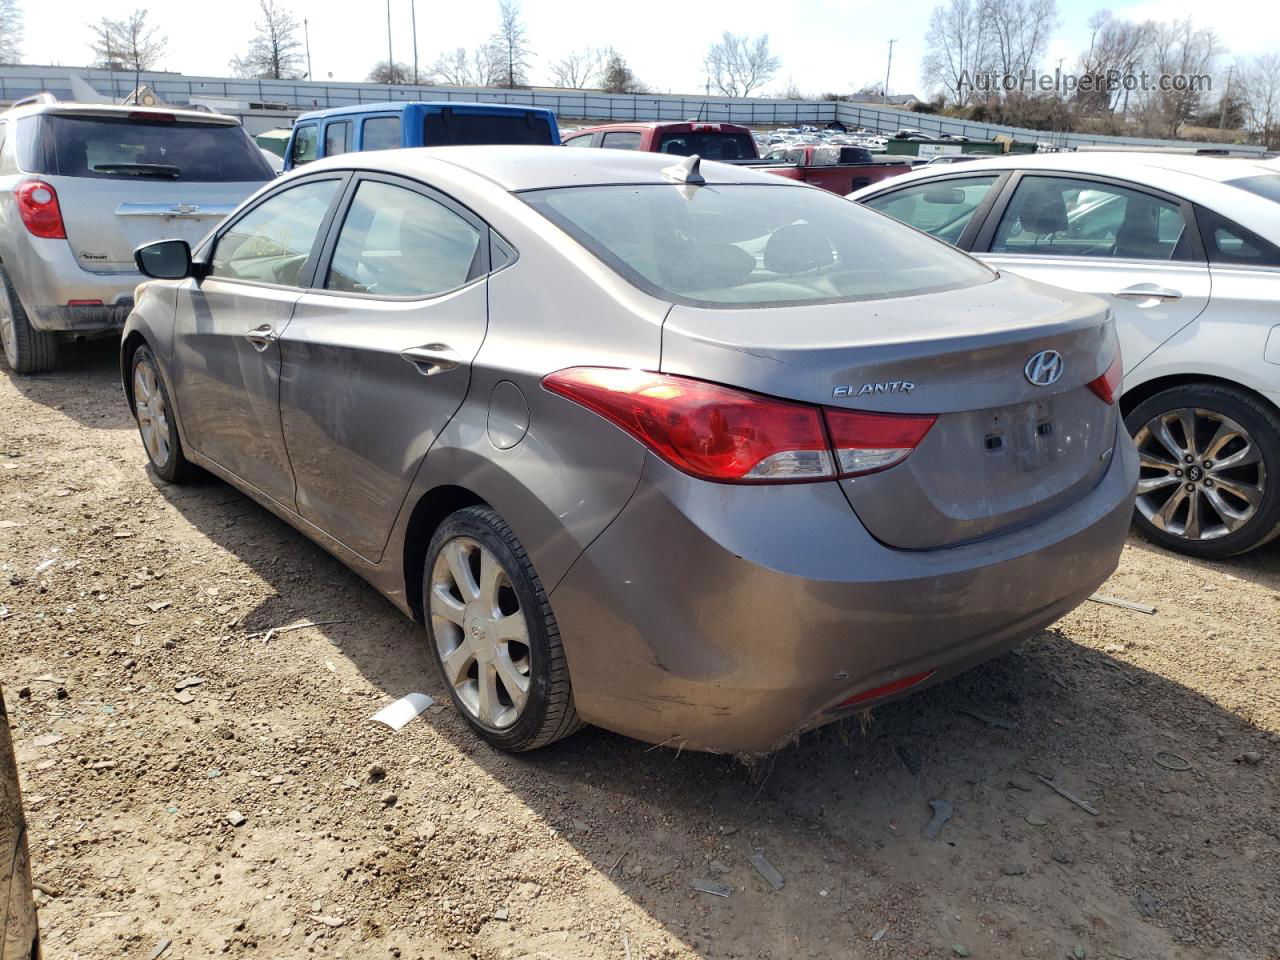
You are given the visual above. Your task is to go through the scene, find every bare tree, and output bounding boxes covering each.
[921,0,991,107]
[90,9,167,74]
[490,0,532,88]
[704,32,780,97]
[230,0,305,80]
[1076,11,1152,116]
[550,49,603,89]
[430,45,503,87]
[0,0,23,66]
[983,0,1056,80]
[1238,52,1280,149]
[1139,17,1218,137]
[368,60,412,84]
[600,50,647,94]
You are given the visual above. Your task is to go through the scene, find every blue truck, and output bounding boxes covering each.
[284,101,561,170]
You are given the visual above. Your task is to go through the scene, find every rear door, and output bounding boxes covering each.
[171,174,348,507]
[25,111,272,272]
[278,173,491,560]
[972,172,1211,376]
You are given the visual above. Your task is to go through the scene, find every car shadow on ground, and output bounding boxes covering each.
[1,338,130,431]
[150,467,1280,960]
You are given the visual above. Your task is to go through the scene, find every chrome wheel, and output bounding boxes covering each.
[1134,407,1265,542]
[429,537,532,730]
[0,286,14,367]
[133,358,172,467]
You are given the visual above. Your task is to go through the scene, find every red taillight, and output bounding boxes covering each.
[542,368,834,483]
[15,180,66,239]
[824,408,936,477]
[1088,353,1123,405]
[836,670,936,709]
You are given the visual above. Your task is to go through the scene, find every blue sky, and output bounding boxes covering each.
[21,0,1274,97]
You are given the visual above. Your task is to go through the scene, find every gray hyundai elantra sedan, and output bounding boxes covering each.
[123,146,1137,754]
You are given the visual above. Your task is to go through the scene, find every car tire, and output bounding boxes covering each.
[423,505,583,751]
[1125,383,1280,558]
[0,266,59,375]
[130,344,193,483]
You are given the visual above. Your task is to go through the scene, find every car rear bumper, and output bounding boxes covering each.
[550,419,1138,754]
[5,236,139,334]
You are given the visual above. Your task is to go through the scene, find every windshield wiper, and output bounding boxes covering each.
[91,163,181,179]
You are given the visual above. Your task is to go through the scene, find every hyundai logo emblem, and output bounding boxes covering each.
[1024,349,1064,387]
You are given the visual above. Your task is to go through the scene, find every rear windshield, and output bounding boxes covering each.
[657,132,755,161]
[423,112,553,146]
[1227,174,1280,205]
[522,183,994,307]
[21,114,272,182]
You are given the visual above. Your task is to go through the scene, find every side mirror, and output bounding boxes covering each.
[135,239,194,279]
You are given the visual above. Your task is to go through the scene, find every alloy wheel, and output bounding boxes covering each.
[1133,406,1265,542]
[429,537,532,729]
[133,358,172,468]
[0,288,14,367]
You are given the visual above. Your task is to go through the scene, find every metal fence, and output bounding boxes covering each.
[834,101,1265,155]
[0,65,1263,154]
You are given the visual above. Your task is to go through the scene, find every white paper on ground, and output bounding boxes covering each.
[370,693,435,731]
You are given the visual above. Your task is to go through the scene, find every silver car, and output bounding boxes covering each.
[0,96,273,374]
[122,147,1137,754]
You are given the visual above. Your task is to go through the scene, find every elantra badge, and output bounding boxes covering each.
[1024,350,1063,387]
[833,380,914,399]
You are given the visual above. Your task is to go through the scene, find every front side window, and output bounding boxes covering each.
[600,131,642,151]
[323,121,351,157]
[991,176,1192,261]
[325,180,482,297]
[522,182,993,307]
[361,116,402,151]
[290,124,318,167]
[863,175,999,246]
[562,133,594,147]
[211,179,340,286]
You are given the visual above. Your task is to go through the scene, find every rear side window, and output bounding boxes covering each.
[423,111,552,146]
[323,121,351,157]
[1195,205,1280,267]
[211,179,340,286]
[361,116,401,151]
[657,132,755,161]
[290,124,318,166]
[23,114,272,182]
[325,180,482,297]
[522,182,994,307]
[863,175,999,246]
[600,131,642,151]
[991,176,1193,261]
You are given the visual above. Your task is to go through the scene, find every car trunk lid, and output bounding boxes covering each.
[660,271,1119,549]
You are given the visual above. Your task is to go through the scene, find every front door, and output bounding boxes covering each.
[171,175,346,507]
[975,173,1211,377]
[279,174,490,560]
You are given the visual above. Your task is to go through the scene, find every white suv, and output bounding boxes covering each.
[851,153,1280,558]
[0,95,272,373]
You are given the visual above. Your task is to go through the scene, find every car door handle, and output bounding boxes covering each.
[1112,285,1182,303]
[244,324,277,351]
[400,343,460,376]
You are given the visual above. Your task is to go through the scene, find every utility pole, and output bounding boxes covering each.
[304,18,313,80]
[411,0,419,84]
[884,38,896,103]
[1218,64,1233,129]
[386,0,394,81]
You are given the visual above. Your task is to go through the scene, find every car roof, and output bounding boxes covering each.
[295,100,553,123]
[1,100,240,124]
[301,144,803,192]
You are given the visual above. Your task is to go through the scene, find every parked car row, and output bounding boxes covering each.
[1,93,1277,765]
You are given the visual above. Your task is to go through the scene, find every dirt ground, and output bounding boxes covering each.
[1,340,1278,960]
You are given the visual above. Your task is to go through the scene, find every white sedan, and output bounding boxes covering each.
[851,152,1280,558]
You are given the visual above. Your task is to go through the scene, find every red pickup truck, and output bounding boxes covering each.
[561,121,911,194]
